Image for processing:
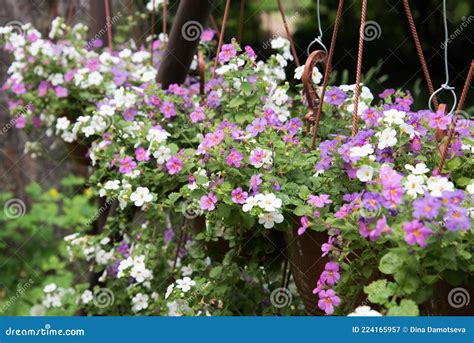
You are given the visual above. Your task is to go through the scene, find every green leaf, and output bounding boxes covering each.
[228,98,245,108]
[379,252,404,275]
[387,299,419,316]
[294,205,310,216]
[364,279,396,305]
[209,266,223,278]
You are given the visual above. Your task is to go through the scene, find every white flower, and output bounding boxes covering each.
[176,277,196,293]
[87,71,103,86]
[30,304,46,316]
[95,249,113,265]
[242,196,259,212]
[130,187,153,207]
[43,283,57,293]
[312,66,323,84]
[356,165,374,182]
[100,237,111,245]
[427,176,454,197]
[104,180,120,190]
[165,284,174,299]
[405,163,429,175]
[130,263,152,283]
[181,265,193,277]
[98,104,115,116]
[131,293,149,312]
[81,290,93,304]
[348,306,382,317]
[376,128,397,150]
[403,174,426,198]
[467,183,474,195]
[294,66,304,80]
[271,88,288,106]
[147,127,170,143]
[255,193,282,212]
[271,37,289,50]
[153,146,171,164]
[349,144,374,158]
[117,257,133,278]
[399,122,416,138]
[382,109,406,126]
[56,117,70,131]
[258,211,284,229]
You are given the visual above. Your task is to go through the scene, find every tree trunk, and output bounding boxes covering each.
[156,0,213,89]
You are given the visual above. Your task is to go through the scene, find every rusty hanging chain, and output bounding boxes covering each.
[402,0,439,109]
[351,0,368,137]
[310,0,344,150]
[276,0,301,67]
[212,0,231,79]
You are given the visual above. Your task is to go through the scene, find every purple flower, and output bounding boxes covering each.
[218,44,237,63]
[320,262,340,286]
[38,81,48,97]
[190,107,205,123]
[166,156,183,175]
[135,147,150,162]
[379,88,395,99]
[15,116,27,129]
[442,190,464,208]
[124,108,137,121]
[160,101,176,118]
[403,219,432,247]
[200,192,218,211]
[54,86,68,97]
[164,227,175,241]
[308,194,332,208]
[207,91,220,108]
[444,207,470,231]
[297,215,310,236]
[231,187,248,204]
[11,83,26,95]
[325,87,347,105]
[201,29,215,42]
[428,110,451,130]
[226,148,244,168]
[321,237,334,257]
[119,156,136,174]
[249,174,262,193]
[245,45,257,59]
[318,289,341,315]
[361,108,380,126]
[246,118,267,137]
[117,243,130,257]
[413,195,442,219]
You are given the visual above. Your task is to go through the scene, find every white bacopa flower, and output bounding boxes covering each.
[95,249,113,265]
[405,163,429,175]
[242,196,259,212]
[100,237,110,245]
[117,257,133,278]
[382,108,406,126]
[349,144,374,158]
[98,104,115,116]
[271,37,289,50]
[399,122,416,138]
[56,117,70,131]
[176,277,196,293]
[427,176,454,197]
[130,263,152,283]
[294,66,304,80]
[131,293,149,312]
[348,306,382,316]
[153,146,172,164]
[255,193,282,212]
[130,187,153,207]
[403,174,426,198]
[81,290,93,304]
[467,183,474,195]
[43,283,57,293]
[147,127,170,143]
[181,265,193,277]
[356,165,374,182]
[376,127,398,150]
[87,71,103,86]
[258,211,284,229]
[104,180,120,190]
[271,88,289,106]
[165,284,174,299]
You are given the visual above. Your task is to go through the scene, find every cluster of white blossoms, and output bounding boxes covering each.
[403,163,430,198]
[242,193,284,229]
[42,283,73,309]
[117,255,153,285]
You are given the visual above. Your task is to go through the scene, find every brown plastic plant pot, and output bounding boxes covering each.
[285,225,328,316]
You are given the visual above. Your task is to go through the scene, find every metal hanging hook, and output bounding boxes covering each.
[429,0,457,114]
[307,0,328,55]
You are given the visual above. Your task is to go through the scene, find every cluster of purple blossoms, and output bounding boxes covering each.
[313,261,341,315]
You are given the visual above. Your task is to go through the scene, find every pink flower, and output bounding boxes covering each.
[200,192,218,211]
[231,188,248,204]
[218,44,237,63]
[318,289,340,315]
[166,156,183,175]
[11,83,26,95]
[160,101,176,118]
[297,215,310,236]
[55,86,68,97]
[308,194,332,208]
[190,107,205,123]
[320,262,340,286]
[119,156,136,174]
[38,81,48,97]
[403,219,432,247]
[15,116,27,129]
[135,147,150,162]
[428,110,451,130]
[226,148,243,167]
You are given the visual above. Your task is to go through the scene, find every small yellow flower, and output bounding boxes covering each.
[83,188,93,197]
[49,188,59,198]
